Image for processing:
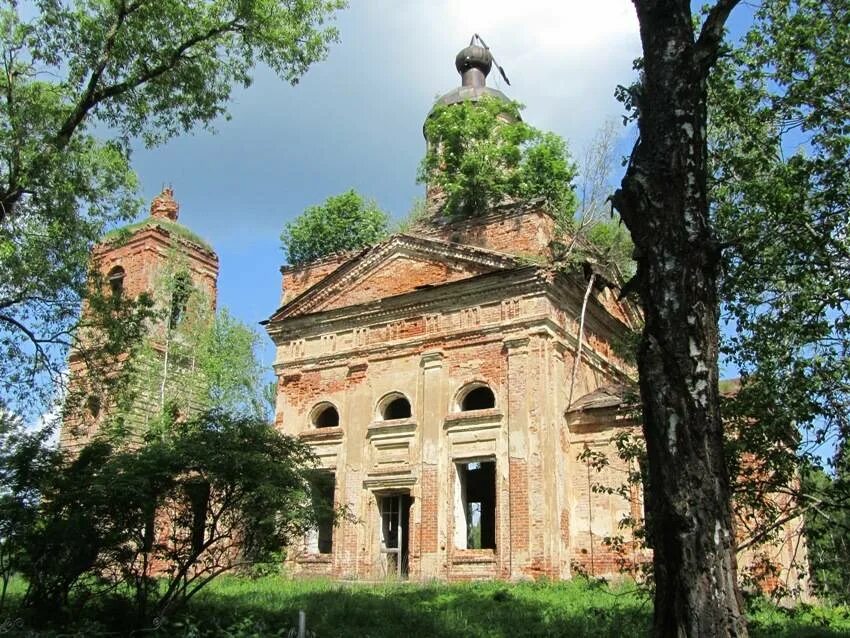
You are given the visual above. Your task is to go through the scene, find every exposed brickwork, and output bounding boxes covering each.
[316,256,489,312]
[281,252,351,304]
[416,205,555,257]
[420,464,438,553]
[268,200,806,592]
[61,189,219,449]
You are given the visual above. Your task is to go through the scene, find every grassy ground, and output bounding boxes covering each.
[3,576,850,636]
[175,576,850,638]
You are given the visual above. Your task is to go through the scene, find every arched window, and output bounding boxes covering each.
[459,384,496,411]
[107,266,125,299]
[378,393,411,421]
[311,403,339,428]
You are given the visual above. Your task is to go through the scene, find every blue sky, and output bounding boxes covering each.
[125,2,758,369]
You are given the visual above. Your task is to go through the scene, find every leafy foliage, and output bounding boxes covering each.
[709,0,850,599]
[120,258,269,437]
[0,411,319,626]
[280,189,390,265]
[0,0,343,415]
[419,97,578,220]
[198,308,268,419]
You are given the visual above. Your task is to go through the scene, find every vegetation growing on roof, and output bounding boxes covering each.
[102,218,214,252]
[280,190,390,266]
[419,97,579,221]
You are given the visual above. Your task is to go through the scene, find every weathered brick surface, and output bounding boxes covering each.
[315,256,489,312]
[268,204,806,591]
[61,189,219,448]
[416,205,555,257]
[281,252,352,304]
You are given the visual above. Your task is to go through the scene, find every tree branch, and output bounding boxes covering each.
[54,1,133,146]
[93,19,241,104]
[694,0,742,75]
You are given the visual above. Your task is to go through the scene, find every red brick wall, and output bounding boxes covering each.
[418,207,555,257]
[61,224,219,449]
[281,253,352,303]
[316,256,489,312]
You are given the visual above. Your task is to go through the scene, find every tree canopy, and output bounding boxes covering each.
[0,410,319,626]
[709,0,850,602]
[280,189,390,266]
[0,0,343,415]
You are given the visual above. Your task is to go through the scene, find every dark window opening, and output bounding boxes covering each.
[108,266,125,300]
[169,272,192,330]
[313,405,339,428]
[164,400,181,425]
[142,504,156,553]
[186,481,210,555]
[86,395,101,419]
[309,472,335,554]
[455,461,496,550]
[461,386,495,411]
[383,396,411,420]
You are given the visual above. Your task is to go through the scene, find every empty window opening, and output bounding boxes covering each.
[307,472,335,554]
[382,396,411,420]
[185,480,210,555]
[108,266,125,299]
[169,272,192,330]
[86,395,101,419]
[454,460,496,550]
[461,386,495,411]
[313,404,339,428]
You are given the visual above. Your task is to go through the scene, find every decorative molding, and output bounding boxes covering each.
[421,350,444,370]
[363,471,417,490]
[271,234,521,321]
[367,419,417,439]
[299,427,343,442]
[503,336,530,352]
[444,409,503,432]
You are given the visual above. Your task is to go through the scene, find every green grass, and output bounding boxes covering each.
[178,576,651,637]
[101,217,214,252]
[3,575,849,637]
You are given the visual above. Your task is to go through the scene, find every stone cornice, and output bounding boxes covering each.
[94,226,219,268]
[367,419,417,439]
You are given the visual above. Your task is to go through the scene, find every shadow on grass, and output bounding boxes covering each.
[3,577,849,637]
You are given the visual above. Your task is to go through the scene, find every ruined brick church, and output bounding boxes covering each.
[263,43,647,581]
[64,41,806,588]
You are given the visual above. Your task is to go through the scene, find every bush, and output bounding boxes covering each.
[281,190,389,266]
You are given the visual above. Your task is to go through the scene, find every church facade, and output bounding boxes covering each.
[265,201,642,581]
[265,42,807,587]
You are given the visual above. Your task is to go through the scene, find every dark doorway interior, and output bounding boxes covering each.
[379,493,412,577]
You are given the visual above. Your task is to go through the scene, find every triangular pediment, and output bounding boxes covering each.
[269,234,520,320]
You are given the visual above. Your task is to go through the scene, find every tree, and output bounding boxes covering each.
[610,2,747,635]
[0,0,344,415]
[0,411,319,627]
[708,0,850,600]
[117,257,269,438]
[280,189,390,265]
[198,308,268,418]
[419,97,578,221]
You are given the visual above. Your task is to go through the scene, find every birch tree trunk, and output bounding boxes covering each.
[611,1,747,635]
